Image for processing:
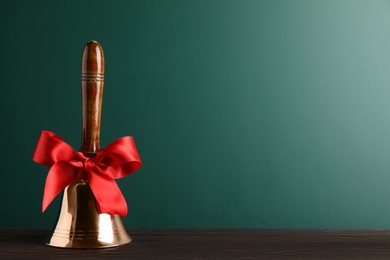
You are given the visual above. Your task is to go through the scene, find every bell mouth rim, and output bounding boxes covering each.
[44,236,132,249]
[44,231,132,249]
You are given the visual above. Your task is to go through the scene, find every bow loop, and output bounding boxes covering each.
[33,130,142,216]
[95,136,142,179]
[33,131,78,166]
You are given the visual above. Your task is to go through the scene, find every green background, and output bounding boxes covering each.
[1,0,390,228]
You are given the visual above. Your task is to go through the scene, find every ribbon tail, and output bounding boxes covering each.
[42,161,81,212]
[89,170,128,216]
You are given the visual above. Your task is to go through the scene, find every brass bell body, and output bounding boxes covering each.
[45,180,131,248]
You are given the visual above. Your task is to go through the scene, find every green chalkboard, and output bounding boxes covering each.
[1,0,390,228]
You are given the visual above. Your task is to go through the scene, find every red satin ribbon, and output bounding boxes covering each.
[32,130,142,216]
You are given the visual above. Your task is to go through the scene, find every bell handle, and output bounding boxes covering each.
[80,40,105,156]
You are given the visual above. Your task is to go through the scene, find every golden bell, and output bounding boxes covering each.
[45,179,131,248]
[44,41,132,248]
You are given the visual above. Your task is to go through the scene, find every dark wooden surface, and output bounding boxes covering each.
[2,229,390,259]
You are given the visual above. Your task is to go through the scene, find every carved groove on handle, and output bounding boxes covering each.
[82,72,104,81]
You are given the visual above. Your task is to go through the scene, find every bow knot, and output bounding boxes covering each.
[83,157,96,172]
[32,130,142,216]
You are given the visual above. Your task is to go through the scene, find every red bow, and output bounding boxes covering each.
[32,130,142,216]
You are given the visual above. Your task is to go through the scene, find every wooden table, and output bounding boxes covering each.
[1,229,390,259]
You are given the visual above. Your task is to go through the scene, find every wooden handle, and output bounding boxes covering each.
[80,41,104,155]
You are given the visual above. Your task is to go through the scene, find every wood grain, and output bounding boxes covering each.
[80,40,104,156]
[1,229,390,259]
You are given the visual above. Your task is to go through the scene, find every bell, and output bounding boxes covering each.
[45,41,131,248]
